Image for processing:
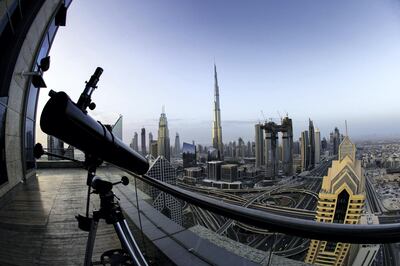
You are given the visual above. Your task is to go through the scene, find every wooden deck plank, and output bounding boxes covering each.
[0,169,121,265]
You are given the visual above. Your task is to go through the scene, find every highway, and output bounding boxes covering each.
[216,186,281,234]
[365,174,383,214]
[213,177,310,235]
[188,178,320,261]
[181,182,317,225]
[188,157,344,260]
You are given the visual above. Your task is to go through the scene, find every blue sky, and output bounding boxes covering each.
[37,0,400,145]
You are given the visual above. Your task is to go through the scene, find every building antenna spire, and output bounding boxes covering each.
[162,105,165,114]
[214,62,218,88]
[345,120,348,137]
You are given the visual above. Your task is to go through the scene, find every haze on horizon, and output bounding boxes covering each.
[36,0,400,146]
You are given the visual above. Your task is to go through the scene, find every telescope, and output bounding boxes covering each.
[40,73,149,175]
[39,68,149,265]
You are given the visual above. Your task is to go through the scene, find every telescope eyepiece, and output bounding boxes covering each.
[94,67,103,78]
[87,67,103,88]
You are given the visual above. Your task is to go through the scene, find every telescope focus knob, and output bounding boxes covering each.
[89,102,96,110]
[33,143,45,159]
[121,176,129,186]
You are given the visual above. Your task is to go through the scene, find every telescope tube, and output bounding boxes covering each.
[40,91,149,175]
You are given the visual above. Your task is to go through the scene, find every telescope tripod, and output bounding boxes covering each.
[77,165,148,266]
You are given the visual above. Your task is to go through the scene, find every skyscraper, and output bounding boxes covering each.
[141,127,146,155]
[251,141,256,157]
[321,137,328,151]
[246,141,251,157]
[150,140,158,159]
[305,136,365,265]
[130,132,139,152]
[182,142,197,168]
[146,156,182,225]
[300,131,309,171]
[260,118,293,178]
[315,128,321,164]
[148,132,153,153]
[237,137,245,159]
[174,133,181,156]
[212,64,223,160]
[308,119,315,169]
[264,128,278,179]
[293,141,300,155]
[281,116,294,176]
[332,127,341,155]
[157,107,170,161]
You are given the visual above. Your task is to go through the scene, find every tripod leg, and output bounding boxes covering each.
[86,186,91,217]
[114,220,148,266]
[122,220,148,264]
[84,218,99,266]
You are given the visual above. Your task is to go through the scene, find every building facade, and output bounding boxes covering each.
[221,164,238,182]
[145,156,183,225]
[347,214,380,266]
[305,136,365,265]
[0,0,70,196]
[207,161,223,181]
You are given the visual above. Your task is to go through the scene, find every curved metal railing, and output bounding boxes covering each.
[127,170,400,244]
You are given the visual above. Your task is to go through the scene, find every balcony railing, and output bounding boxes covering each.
[124,169,400,244]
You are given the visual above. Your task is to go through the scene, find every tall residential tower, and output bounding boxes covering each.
[315,128,321,164]
[148,132,153,154]
[308,119,315,169]
[212,64,223,160]
[255,123,265,168]
[300,130,309,171]
[130,132,139,152]
[141,127,146,155]
[157,107,171,161]
[174,133,181,156]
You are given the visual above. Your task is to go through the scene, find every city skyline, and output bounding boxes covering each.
[36,0,400,146]
[2,2,400,265]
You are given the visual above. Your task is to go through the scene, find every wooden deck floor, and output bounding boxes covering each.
[0,169,121,265]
